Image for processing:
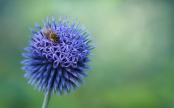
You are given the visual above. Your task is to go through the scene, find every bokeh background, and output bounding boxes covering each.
[0,0,174,108]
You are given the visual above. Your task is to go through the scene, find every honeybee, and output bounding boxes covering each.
[41,29,60,43]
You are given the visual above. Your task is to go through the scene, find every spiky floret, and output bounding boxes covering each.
[21,15,98,96]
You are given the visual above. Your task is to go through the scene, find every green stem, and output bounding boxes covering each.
[42,90,51,108]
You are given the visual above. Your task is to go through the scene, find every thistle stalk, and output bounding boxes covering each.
[42,90,51,108]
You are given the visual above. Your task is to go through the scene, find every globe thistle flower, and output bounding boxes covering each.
[21,15,97,98]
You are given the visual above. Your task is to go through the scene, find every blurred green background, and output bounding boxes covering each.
[0,0,174,108]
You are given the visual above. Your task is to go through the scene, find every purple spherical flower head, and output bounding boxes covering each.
[21,15,98,96]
